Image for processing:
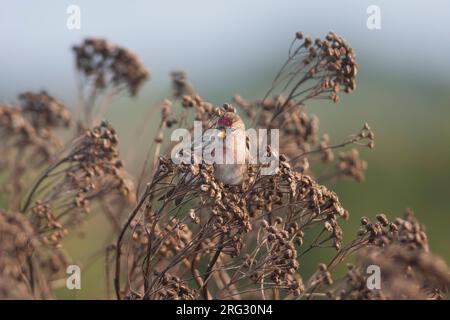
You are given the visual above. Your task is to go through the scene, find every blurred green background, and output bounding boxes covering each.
[1,0,449,298]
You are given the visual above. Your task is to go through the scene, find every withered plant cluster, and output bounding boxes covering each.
[0,39,145,299]
[73,37,149,128]
[0,32,449,300]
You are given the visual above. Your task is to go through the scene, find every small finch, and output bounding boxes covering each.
[213,112,248,185]
[165,109,249,206]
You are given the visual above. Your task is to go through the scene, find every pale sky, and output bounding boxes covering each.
[1,0,449,101]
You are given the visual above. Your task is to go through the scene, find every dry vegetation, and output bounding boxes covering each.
[0,32,449,300]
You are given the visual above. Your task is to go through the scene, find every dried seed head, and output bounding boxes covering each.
[73,38,149,96]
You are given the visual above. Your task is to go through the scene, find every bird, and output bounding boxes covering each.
[212,111,248,185]
[161,110,249,205]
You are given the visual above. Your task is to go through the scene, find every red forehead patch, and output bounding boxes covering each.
[218,116,233,127]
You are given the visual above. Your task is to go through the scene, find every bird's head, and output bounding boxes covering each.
[216,112,245,139]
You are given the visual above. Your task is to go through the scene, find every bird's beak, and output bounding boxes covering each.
[217,129,226,140]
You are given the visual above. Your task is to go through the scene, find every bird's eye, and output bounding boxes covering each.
[218,116,233,127]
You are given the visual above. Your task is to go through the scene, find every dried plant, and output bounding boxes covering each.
[331,210,450,299]
[0,32,448,301]
[0,91,69,209]
[22,121,136,233]
[73,38,149,128]
[260,31,358,123]
[0,210,38,297]
[18,91,71,130]
[111,32,448,301]
[0,38,146,299]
